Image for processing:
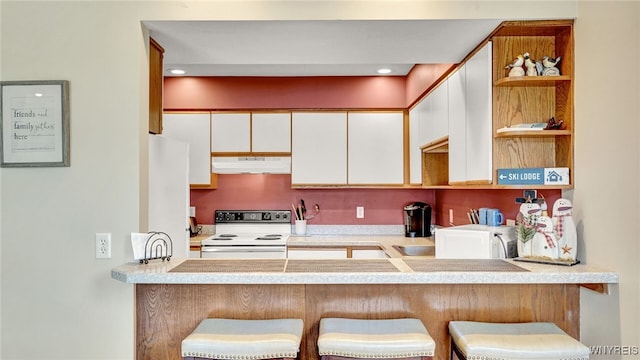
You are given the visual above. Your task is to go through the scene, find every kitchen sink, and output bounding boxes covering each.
[392,245,435,257]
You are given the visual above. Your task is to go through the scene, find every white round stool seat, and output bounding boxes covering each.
[318,318,435,359]
[448,321,590,360]
[182,318,303,360]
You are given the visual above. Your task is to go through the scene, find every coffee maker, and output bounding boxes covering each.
[404,202,432,237]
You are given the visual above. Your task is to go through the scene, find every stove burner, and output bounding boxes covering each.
[255,236,282,241]
[217,234,237,237]
[264,234,282,237]
[211,237,234,241]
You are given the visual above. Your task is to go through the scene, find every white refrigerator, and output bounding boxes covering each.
[148,134,190,259]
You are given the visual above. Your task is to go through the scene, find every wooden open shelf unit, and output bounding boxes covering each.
[491,20,574,188]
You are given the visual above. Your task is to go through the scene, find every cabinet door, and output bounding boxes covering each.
[211,113,251,152]
[148,38,164,135]
[448,66,467,184]
[409,105,422,184]
[348,112,404,185]
[464,42,493,183]
[291,112,347,185]
[351,249,388,259]
[162,113,211,185]
[420,82,448,145]
[252,112,291,152]
[287,249,348,259]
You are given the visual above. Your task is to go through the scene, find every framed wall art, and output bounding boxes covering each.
[0,80,70,167]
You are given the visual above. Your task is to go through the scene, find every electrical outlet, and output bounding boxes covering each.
[356,206,364,219]
[96,233,111,259]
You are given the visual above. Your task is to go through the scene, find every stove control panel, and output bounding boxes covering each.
[215,210,291,223]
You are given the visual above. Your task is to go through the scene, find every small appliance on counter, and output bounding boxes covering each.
[188,216,200,237]
[435,224,517,259]
[403,202,432,238]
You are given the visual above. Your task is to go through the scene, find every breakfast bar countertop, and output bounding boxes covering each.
[111,235,618,287]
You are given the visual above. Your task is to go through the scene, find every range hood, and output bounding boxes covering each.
[212,156,291,174]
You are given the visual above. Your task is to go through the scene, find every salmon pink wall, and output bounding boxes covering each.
[164,76,408,110]
[190,174,435,225]
[405,63,455,108]
[190,175,562,228]
[434,189,562,227]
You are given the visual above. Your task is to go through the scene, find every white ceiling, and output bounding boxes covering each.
[144,19,504,77]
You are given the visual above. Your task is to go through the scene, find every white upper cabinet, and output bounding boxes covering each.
[409,79,449,185]
[211,113,251,152]
[464,41,493,184]
[448,42,493,185]
[348,112,404,185]
[448,66,467,184]
[291,112,348,185]
[212,112,291,153]
[162,112,212,185]
[251,112,291,153]
[408,107,422,184]
[421,81,449,145]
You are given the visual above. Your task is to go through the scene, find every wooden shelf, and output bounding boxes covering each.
[420,136,448,153]
[491,20,574,188]
[495,129,572,138]
[494,75,571,87]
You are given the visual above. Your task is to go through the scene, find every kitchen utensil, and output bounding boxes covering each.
[300,199,307,218]
[304,204,321,220]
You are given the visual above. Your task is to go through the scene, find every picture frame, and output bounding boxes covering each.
[0,80,70,167]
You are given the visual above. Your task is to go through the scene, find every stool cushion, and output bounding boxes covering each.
[318,318,435,358]
[449,321,590,360]
[182,318,303,360]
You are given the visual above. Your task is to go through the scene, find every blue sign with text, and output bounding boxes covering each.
[498,168,544,185]
[497,168,569,185]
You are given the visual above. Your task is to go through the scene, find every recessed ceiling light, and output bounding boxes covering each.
[169,69,186,75]
[34,93,43,97]
[377,68,392,74]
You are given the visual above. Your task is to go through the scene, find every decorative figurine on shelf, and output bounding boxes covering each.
[544,116,564,130]
[523,52,541,76]
[505,54,525,77]
[552,198,578,261]
[531,216,559,259]
[516,202,542,257]
[541,55,562,76]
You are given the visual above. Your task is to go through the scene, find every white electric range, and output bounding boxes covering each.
[200,210,291,259]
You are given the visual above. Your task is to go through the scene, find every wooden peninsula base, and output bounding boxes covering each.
[135,283,579,360]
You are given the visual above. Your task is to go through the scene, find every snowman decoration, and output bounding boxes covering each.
[517,203,541,257]
[552,198,578,261]
[531,216,558,259]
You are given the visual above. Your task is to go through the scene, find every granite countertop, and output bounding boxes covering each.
[112,235,618,286]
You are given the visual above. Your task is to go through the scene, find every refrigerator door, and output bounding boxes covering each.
[148,134,189,259]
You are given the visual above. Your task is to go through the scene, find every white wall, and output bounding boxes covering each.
[1,1,637,359]
[575,2,640,358]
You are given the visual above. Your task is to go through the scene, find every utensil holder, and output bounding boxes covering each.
[295,220,307,235]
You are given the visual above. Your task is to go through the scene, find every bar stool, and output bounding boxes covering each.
[318,318,435,359]
[448,321,590,360]
[182,318,304,360]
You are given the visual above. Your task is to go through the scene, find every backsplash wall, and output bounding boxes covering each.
[189,174,561,227]
[190,174,435,225]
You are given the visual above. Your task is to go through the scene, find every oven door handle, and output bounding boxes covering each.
[201,246,286,253]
